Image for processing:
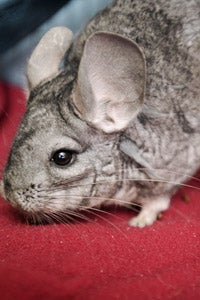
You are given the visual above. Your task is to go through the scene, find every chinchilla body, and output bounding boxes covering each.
[2,0,200,227]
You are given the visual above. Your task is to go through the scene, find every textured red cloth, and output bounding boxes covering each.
[0,82,200,300]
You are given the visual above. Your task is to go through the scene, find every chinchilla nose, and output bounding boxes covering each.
[0,179,6,199]
[1,175,20,208]
[1,175,13,201]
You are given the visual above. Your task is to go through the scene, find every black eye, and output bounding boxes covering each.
[51,149,74,166]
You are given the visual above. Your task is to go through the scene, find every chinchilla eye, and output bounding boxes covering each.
[51,149,74,166]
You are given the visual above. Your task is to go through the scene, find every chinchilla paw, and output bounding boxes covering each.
[129,211,157,228]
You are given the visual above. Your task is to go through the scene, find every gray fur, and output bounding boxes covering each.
[2,0,200,227]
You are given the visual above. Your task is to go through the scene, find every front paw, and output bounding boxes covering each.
[129,194,170,228]
[129,211,157,228]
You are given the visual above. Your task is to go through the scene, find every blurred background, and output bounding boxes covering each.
[0,0,112,88]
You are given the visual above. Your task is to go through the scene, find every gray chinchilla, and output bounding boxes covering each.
[1,0,200,227]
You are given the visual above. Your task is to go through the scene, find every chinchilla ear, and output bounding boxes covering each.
[73,32,146,133]
[27,27,73,89]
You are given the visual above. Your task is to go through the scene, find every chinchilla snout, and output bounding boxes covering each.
[0,180,5,200]
[1,78,123,215]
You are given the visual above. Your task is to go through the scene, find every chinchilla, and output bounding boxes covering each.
[1,0,200,227]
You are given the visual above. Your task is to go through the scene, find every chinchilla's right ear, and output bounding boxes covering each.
[73,32,146,133]
[27,27,73,89]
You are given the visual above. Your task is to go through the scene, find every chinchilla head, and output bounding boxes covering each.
[2,27,146,219]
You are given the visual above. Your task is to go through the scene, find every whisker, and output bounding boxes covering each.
[170,206,191,223]
[6,167,200,198]
[49,211,75,226]
[47,177,200,192]
[35,195,136,229]
[41,194,141,209]
[42,212,55,225]
[35,213,43,225]
[48,167,200,188]
[83,208,128,239]
[44,203,96,224]
[50,212,89,234]
[58,209,94,223]
[30,212,37,225]
[80,205,133,222]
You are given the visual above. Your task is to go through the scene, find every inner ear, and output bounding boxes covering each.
[73,32,146,133]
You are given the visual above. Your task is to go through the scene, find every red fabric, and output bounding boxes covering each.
[0,82,200,300]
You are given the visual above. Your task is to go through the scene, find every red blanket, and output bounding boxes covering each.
[0,82,200,300]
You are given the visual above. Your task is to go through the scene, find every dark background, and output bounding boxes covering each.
[0,0,70,55]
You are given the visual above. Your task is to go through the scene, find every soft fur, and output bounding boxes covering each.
[2,0,200,227]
